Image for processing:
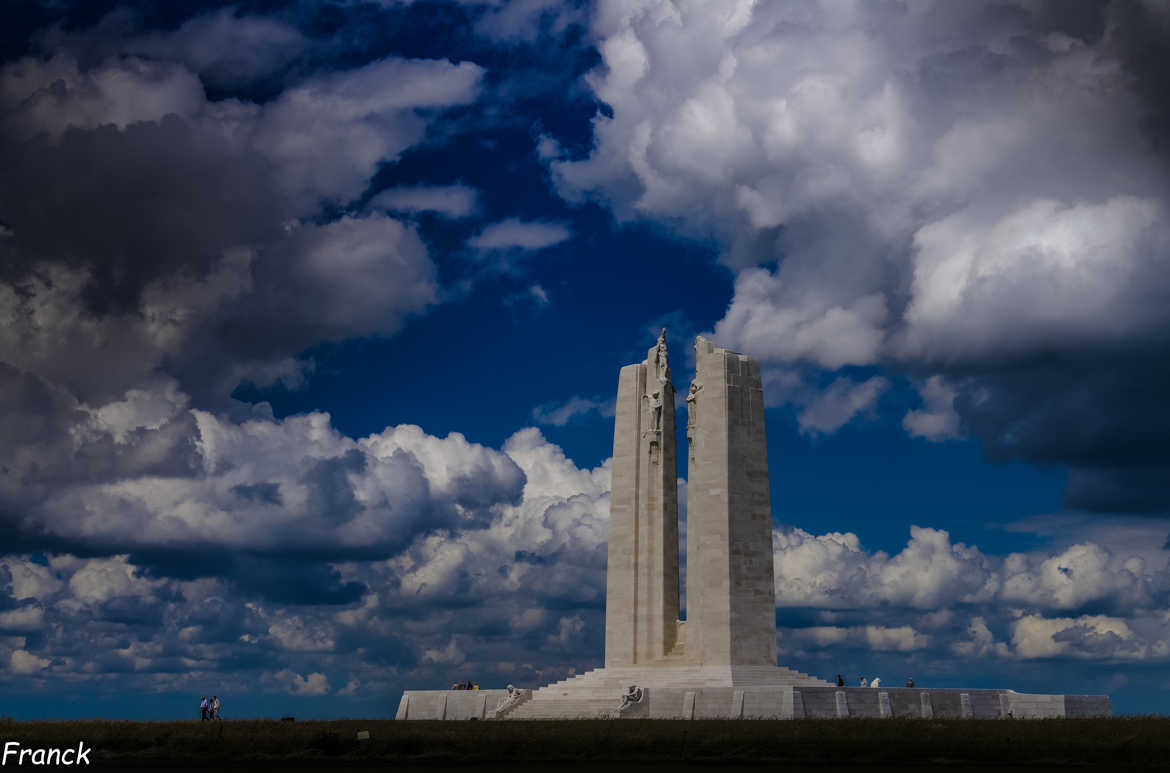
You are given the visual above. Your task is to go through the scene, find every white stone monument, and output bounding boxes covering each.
[396,332,1112,720]
[493,333,827,719]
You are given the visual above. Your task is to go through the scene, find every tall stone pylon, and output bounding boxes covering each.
[605,330,680,665]
[685,336,777,666]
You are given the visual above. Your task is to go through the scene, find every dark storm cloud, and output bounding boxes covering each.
[334,627,418,670]
[94,594,168,626]
[1065,467,1170,516]
[1053,622,1134,657]
[0,0,517,633]
[224,556,367,606]
[0,364,199,509]
[1110,0,1170,151]
[304,450,367,525]
[230,482,282,506]
[957,354,1170,514]
[174,594,267,645]
[124,548,369,606]
[0,115,280,311]
[121,7,310,92]
[205,215,438,372]
[0,46,479,403]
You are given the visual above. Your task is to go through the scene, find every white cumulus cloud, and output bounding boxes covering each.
[368,184,479,218]
[902,375,960,441]
[469,219,570,250]
[531,396,615,427]
[797,376,888,436]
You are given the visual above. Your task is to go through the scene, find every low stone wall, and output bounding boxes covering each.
[621,687,1109,720]
[1066,694,1112,718]
[395,690,512,720]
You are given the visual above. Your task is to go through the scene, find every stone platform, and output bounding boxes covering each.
[396,682,1111,720]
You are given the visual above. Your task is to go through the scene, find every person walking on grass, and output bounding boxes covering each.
[200,696,209,721]
[211,695,221,720]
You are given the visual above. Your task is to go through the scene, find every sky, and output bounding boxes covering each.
[1,0,1170,720]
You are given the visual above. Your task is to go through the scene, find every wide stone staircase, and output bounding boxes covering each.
[487,689,533,719]
[503,664,828,720]
[505,695,621,720]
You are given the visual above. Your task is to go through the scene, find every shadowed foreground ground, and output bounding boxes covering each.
[1,717,1166,768]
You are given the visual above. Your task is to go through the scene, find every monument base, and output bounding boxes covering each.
[396,679,1111,720]
[497,664,824,720]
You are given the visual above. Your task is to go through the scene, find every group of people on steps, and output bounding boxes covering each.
[836,675,915,688]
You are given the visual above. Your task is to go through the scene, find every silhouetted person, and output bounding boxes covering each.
[211,695,221,720]
[200,696,209,721]
[906,677,915,688]
[836,674,844,687]
[859,676,867,687]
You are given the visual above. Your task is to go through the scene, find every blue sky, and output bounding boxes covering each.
[2,0,1170,720]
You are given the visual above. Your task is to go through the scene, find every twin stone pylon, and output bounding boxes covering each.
[605,330,680,665]
[605,332,777,668]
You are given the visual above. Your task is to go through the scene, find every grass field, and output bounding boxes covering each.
[1,717,1167,768]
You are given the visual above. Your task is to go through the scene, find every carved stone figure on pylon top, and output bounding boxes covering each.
[652,328,670,383]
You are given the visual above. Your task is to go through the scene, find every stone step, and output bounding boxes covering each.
[512,697,618,708]
[531,666,827,697]
[542,673,820,682]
